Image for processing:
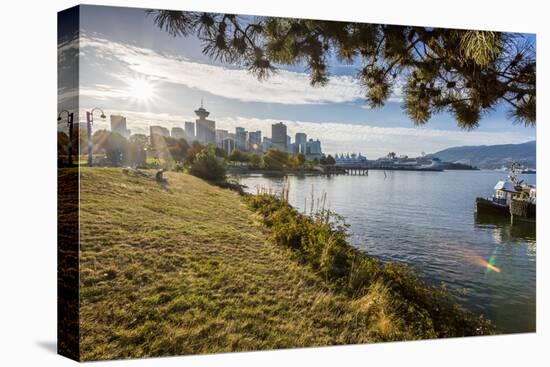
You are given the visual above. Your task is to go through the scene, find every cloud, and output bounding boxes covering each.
[80,106,533,158]
[79,84,130,101]
[78,34,402,105]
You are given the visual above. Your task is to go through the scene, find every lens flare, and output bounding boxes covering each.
[444,241,503,274]
[485,255,501,273]
[466,252,501,273]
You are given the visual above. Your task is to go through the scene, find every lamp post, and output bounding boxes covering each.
[86,108,106,167]
[57,110,74,166]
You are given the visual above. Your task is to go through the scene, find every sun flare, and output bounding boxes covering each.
[127,77,155,102]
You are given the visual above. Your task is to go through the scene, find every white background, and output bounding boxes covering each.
[0,0,547,365]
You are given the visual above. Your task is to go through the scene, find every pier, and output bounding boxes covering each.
[337,164,444,173]
[343,168,369,175]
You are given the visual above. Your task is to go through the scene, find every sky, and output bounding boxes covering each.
[58,5,536,158]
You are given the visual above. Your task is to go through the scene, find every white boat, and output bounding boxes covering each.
[476,162,536,220]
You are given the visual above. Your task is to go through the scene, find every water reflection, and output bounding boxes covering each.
[475,212,536,250]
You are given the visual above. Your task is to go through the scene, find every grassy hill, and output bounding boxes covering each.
[431,140,536,169]
[76,168,491,361]
[78,168,392,360]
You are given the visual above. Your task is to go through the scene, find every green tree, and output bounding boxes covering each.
[288,153,306,169]
[183,141,205,165]
[128,134,149,167]
[93,130,128,167]
[215,146,227,158]
[263,149,289,170]
[167,137,190,162]
[325,154,336,165]
[188,146,226,181]
[147,11,535,128]
[149,135,190,162]
[249,153,262,168]
[228,149,249,162]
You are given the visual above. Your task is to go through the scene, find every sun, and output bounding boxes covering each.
[127,77,155,102]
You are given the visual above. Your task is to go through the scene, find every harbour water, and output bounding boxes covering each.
[235,170,536,334]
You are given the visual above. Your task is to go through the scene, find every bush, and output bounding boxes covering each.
[228,149,249,162]
[248,154,263,168]
[188,146,226,182]
[215,179,246,195]
[262,149,289,170]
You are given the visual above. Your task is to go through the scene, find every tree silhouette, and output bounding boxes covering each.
[147,10,535,128]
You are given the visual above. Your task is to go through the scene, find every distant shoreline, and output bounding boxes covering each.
[227,166,480,176]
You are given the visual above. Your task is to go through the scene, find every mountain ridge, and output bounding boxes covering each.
[431,140,535,169]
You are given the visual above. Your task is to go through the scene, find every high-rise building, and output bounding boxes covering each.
[110,115,131,138]
[222,136,237,155]
[306,138,322,159]
[150,125,170,149]
[185,121,195,142]
[235,127,248,151]
[216,129,229,147]
[295,132,307,154]
[195,101,216,145]
[248,130,262,151]
[271,122,287,151]
[261,137,272,151]
[171,127,185,139]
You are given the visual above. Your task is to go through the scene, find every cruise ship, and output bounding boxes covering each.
[334,153,444,171]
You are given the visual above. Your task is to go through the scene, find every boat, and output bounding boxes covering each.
[475,196,509,216]
[510,196,536,222]
[475,180,518,217]
[510,183,536,222]
[521,168,536,174]
[475,162,536,221]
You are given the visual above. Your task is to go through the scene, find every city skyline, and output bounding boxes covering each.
[135,102,325,158]
[58,5,536,158]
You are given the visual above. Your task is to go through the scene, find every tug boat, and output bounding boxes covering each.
[475,162,536,221]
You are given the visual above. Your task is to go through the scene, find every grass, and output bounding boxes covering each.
[75,167,493,361]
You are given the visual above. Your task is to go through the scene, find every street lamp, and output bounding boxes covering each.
[57,110,74,166]
[86,108,106,167]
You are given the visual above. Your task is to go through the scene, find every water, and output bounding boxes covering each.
[235,170,536,334]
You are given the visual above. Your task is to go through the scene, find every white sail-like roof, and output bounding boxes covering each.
[494,180,517,192]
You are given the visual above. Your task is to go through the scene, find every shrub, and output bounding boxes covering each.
[188,146,226,182]
[248,154,263,168]
[262,149,289,170]
[228,149,249,162]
